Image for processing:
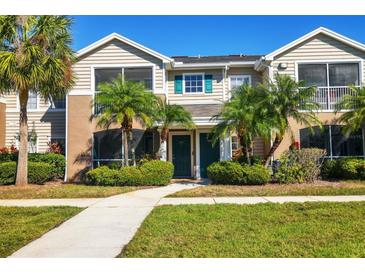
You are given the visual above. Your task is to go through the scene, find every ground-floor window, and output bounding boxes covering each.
[92,128,156,167]
[300,125,364,158]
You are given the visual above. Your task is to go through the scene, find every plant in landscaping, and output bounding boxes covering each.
[275,148,326,184]
[0,162,54,185]
[94,76,157,166]
[242,164,271,185]
[86,160,174,186]
[210,85,271,165]
[47,141,64,154]
[0,16,75,185]
[335,86,365,136]
[258,74,322,166]
[153,98,195,160]
[322,158,365,180]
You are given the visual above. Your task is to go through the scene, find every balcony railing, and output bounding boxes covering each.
[303,86,358,111]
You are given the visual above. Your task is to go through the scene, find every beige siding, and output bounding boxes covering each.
[167,69,224,105]
[1,92,53,110]
[72,39,164,93]
[0,102,5,147]
[5,111,65,152]
[272,33,365,83]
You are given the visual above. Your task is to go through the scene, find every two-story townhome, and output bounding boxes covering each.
[2,27,365,181]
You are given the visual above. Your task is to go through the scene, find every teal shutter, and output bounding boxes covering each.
[205,74,213,93]
[174,75,183,94]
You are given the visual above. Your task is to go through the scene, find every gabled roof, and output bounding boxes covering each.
[265,27,365,61]
[76,33,173,63]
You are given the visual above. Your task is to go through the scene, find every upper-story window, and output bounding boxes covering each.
[298,63,360,87]
[229,75,252,90]
[184,74,204,93]
[94,67,153,91]
[27,91,38,110]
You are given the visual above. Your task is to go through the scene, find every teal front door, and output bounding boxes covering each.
[199,133,220,178]
[172,135,191,177]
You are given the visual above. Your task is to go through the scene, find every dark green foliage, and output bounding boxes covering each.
[207,161,270,185]
[0,153,65,179]
[322,158,365,180]
[235,155,262,165]
[0,162,54,185]
[86,160,174,186]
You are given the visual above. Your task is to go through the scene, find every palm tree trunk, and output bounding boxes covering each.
[245,140,251,165]
[264,135,283,167]
[123,129,129,166]
[16,90,29,186]
[159,127,168,161]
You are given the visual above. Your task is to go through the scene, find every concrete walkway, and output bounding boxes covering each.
[0,198,102,207]
[9,182,200,258]
[158,195,365,205]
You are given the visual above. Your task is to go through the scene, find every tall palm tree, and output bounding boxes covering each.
[259,74,322,166]
[210,85,271,165]
[335,86,365,136]
[94,75,157,166]
[154,98,195,160]
[0,16,75,185]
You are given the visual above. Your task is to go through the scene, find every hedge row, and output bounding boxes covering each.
[0,162,55,185]
[207,161,270,185]
[321,158,365,180]
[0,153,65,179]
[86,160,174,186]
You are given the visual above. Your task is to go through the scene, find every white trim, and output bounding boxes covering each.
[182,73,205,94]
[266,27,365,61]
[16,91,40,112]
[68,91,94,96]
[77,33,172,62]
[65,93,69,182]
[15,138,38,153]
[172,61,256,69]
[168,131,194,178]
[228,74,252,90]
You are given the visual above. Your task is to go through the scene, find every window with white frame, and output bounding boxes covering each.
[229,75,252,90]
[184,74,204,93]
[27,91,38,110]
[15,139,37,153]
[231,136,241,156]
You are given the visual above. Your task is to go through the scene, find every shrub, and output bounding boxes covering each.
[28,153,65,179]
[0,162,54,185]
[321,158,365,180]
[242,164,271,185]
[275,148,326,184]
[207,161,245,185]
[235,155,262,165]
[207,161,270,185]
[86,160,174,186]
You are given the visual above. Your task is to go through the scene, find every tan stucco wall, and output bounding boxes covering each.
[0,102,5,147]
[273,112,341,159]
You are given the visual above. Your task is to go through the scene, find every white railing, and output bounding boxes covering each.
[304,86,358,111]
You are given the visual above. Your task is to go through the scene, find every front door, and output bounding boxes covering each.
[172,135,191,177]
[199,133,220,178]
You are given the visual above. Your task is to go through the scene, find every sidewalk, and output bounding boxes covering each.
[9,182,200,258]
[158,195,365,205]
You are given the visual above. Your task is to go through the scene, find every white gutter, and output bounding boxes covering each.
[172,61,256,69]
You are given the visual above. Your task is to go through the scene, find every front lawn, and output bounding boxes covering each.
[0,206,82,257]
[0,184,147,199]
[121,202,365,257]
[169,180,365,197]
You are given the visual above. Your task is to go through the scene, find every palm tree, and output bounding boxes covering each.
[94,75,157,166]
[259,74,322,166]
[335,86,365,137]
[154,98,195,160]
[0,16,75,185]
[210,84,271,165]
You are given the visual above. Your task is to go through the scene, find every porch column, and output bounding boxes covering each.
[220,133,231,161]
[157,128,167,161]
[195,129,200,179]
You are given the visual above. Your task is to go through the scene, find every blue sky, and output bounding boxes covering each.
[72,16,365,56]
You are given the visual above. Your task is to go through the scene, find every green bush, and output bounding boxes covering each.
[275,148,326,184]
[235,155,262,165]
[207,161,244,185]
[0,153,65,179]
[0,162,54,185]
[322,158,365,180]
[242,164,271,185]
[86,160,174,186]
[207,161,270,185]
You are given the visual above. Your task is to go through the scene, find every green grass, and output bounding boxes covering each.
[169,181,365,197]
[0,184,148,199]
[121,202,365,258]
[0,206,83,257]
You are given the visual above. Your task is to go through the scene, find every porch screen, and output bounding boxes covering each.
[298,64,327,86]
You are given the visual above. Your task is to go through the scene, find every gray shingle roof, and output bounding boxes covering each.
[172,55,263,64]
